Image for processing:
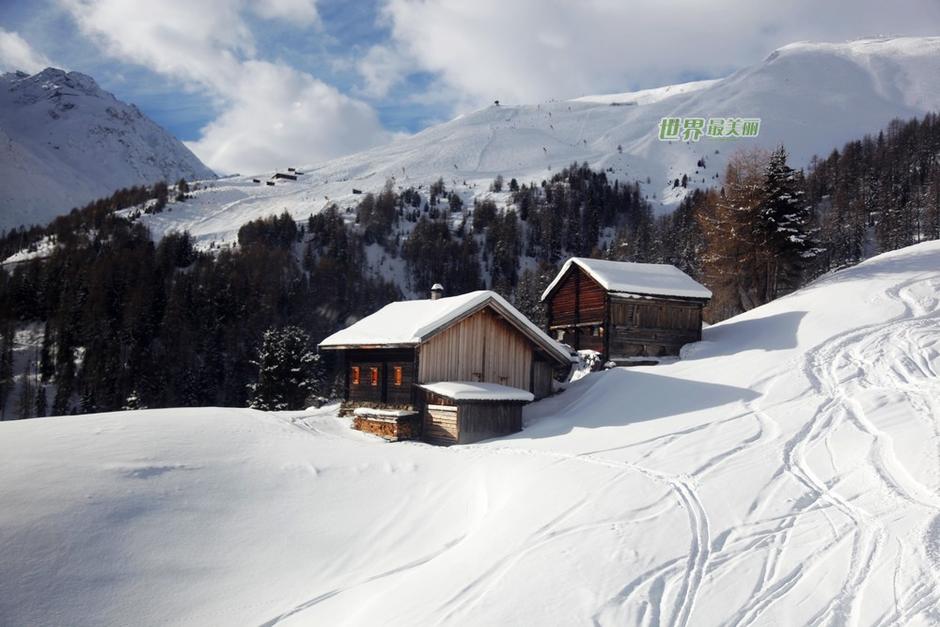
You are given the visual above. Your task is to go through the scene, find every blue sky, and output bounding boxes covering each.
[2,0,938,175]
[0,0,446,139]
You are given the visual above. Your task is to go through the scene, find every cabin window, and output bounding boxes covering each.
[393,366,403,386]
[351,366,361,385]
[370,367,379,386]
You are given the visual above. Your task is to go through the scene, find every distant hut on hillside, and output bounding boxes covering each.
[541,258,711,363]
[319,286,573,445]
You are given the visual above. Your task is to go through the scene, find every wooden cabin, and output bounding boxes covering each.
[541,258,711,364]
[318,288,573,444]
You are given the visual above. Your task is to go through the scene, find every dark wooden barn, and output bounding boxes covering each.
[318,288,573,443]
[541,257,711,363]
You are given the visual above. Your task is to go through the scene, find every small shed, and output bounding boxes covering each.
[418,382,532,445]
[542,257,711,363]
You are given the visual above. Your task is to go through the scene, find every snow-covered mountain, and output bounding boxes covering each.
[0,68,215,231]
[2,239,939,625]
[130,36,940,246]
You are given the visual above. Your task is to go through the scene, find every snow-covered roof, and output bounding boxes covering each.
[541,257,712,301]
[319,290,573,364]
[419,381,535,402]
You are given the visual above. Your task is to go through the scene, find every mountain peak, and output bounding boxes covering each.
[0,67,215,230]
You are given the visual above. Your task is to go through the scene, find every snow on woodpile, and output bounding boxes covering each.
[541,257,712,300]
[3,241,940,625]
[353,407,418,417]
[419,381,535,402]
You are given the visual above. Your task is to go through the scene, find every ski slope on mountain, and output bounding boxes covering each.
[130,36,940,246]
[0,68,215,231]
[2,240,939,625]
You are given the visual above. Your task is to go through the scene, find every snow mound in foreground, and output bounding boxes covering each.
[2,241,940,625]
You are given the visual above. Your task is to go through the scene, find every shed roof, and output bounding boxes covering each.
[541,257,712,301]
[318,290,573,365]
[419,381,535,402]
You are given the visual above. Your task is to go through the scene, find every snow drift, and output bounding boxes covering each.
[2,240,940,625]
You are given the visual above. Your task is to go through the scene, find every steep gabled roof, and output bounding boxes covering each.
[541,257,712,302]
[318,290,574,365]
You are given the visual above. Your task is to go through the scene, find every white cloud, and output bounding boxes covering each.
[356,45,411,98]
[59,0,388,175]
[251,0,320,26]
[186,61,387,175]
[0,28,54,74]
[379,0,940,106]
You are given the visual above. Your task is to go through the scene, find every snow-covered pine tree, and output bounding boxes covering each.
[248,326,323,411]
[758,146,817,299]
[514,267,550,328]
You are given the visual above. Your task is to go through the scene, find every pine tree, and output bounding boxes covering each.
[248,326,323,411]
[175,178,190,202]
[52,358,75,417]
[16,359,34,420]
[0,324,13,419]
[514,266,551,327]
[34,384,47,417]
[758,147,816,298]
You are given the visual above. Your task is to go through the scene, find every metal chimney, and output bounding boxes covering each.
[430,283,444,300]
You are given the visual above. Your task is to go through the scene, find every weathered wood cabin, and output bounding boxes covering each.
[318,288,573,445]
[541,258,711,363]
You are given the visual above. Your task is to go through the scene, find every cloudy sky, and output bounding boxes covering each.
[2,0,939,175]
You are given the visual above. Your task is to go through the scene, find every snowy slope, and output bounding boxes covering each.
[0,68,215,230]
[2,240,940,625]
[129,36,940,245]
